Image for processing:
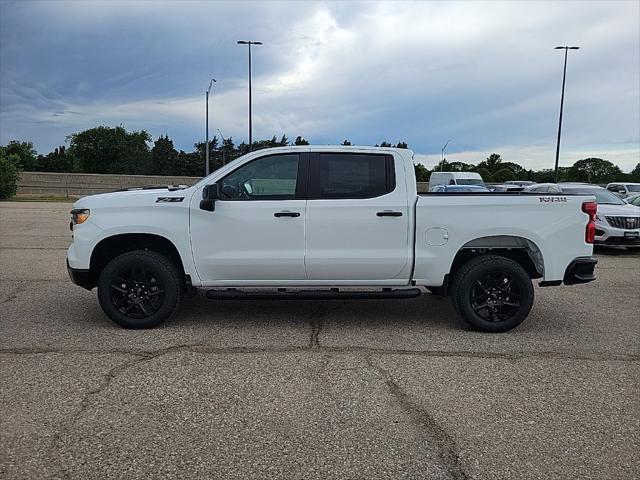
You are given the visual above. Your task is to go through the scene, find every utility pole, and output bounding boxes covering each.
[553,46,580,183]
[237,40,262,150]
[205,78,216,175]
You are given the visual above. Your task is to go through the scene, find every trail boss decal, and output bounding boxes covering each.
[539,196,567,203]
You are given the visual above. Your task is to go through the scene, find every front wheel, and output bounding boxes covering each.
[450,255,534,333]
[97,250,182,329]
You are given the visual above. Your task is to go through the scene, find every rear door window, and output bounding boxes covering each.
[309,153,394,199]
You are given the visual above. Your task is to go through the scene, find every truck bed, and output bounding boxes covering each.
[412,192,594,286]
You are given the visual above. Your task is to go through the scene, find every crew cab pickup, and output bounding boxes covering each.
[67,146,597,332]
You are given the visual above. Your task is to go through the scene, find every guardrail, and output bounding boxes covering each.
[17,171,431,198]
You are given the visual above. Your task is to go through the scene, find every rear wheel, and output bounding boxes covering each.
[97,250,182,329]
[450,255,533,333]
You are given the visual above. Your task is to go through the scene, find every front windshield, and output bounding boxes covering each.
[562,187,626,205]
[627,185,640,192]
[456,179,485,186]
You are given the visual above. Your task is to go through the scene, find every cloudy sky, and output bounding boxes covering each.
[1,0,638,171]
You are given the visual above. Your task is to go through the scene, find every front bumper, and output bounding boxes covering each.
[596,235,640,246]
[67,260,93,290]
[563,256,597,285]
[594,222,640,245]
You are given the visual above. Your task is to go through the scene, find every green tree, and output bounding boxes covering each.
[4,140,38,170]
[395,141,408,149]
[37,146,73,172]
[0,148,21,198]
[251,135,282,152]
[447,161,476,172]
[414,163,429,182]
[341,139,352,146]
[67,126,152,174]
[500,161,525,177]
[379,141,392,147]
[172,150,203,176]
[220,137,237,165]
[568,158,622,184]
[476,167,494,183]
[476,153,503,172]
[194,137,222,172]
[627,163,640,182]
[492,167,516,183]
[151,135,178,176]
[294,136,309,146]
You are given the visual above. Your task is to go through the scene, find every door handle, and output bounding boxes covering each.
[274,211,300,218]
[376,211,403,217]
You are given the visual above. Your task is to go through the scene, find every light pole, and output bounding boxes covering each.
[440,139,452,172]
[205,78,216,175]
[237,40,262,150]
[553,46,580,183]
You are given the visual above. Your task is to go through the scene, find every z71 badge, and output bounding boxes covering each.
[156,197,184,203]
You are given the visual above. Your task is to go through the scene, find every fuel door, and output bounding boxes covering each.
[425,227,449,246]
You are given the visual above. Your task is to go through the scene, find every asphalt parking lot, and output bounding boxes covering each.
[1,201,639,480]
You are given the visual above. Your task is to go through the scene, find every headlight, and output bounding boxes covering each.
[71,208,90,226]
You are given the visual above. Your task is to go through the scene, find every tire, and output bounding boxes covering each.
[450,255,534,333]
[97,250,182,329]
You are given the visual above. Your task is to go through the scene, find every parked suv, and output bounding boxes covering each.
[525,183,640,247]
[606,182,640,199]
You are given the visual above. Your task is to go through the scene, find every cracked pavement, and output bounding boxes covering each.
[1,201,639,479]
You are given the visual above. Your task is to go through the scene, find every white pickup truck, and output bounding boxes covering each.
[67,146,598,332]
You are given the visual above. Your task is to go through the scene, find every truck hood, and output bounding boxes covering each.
[73,186,194,209]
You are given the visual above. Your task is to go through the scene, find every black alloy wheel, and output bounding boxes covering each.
[469,272,521,322]
[451,255,534,333]
[110,266,166,319]
[97,250,182,329]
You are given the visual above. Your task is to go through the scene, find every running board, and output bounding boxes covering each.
[205,288,422,301]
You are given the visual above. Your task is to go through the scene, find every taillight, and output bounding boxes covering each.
[582,201,597,244]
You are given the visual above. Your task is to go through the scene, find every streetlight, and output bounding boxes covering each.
[553,46,580,183]
[205,78,216,176]
[440,139,452,172]
[237,40,262,150]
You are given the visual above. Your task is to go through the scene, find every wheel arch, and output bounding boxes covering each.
[88,233,188,290]
[438,235,544,295]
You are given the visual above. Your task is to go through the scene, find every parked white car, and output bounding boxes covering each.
[525,183,640,247]
[428,171,485,190]
[67,146,598,332]
[606,182,640,199]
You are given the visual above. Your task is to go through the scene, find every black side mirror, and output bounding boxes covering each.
[200,184,220,212]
